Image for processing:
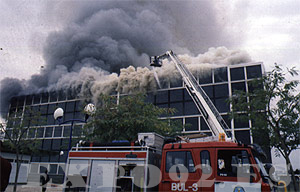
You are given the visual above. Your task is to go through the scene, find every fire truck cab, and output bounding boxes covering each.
[160,140,271,192]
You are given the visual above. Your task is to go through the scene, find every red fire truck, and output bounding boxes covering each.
[63,51,276,191]
[63,133,273,192]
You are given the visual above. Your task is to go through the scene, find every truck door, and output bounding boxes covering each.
[214,149,261,192]
[199,149,215,192]
[160,150,199,192]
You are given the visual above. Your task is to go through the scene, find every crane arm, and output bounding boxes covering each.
[151,51,233,141]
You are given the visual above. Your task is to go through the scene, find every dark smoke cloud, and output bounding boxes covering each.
[0,78,25,117]
[0,0,239,117]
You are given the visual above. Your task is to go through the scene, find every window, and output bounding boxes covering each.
[73,125,82,137]
[247,81,263,94]
[45,127,53,137]
[200,117,209,131]
[31,155,40,162]
[48,104,57,114]
[202,86,213,98]
[36,128,45,138]
[43,139,52,150]
[25,95,33,105]
[63,126,71,137]
[200,150,211,174]
[66,101,75,113]
[28,128,36,138]
[235,130,251,145]
[214,98,229,113]
[52,139,62,150]
[57,102,66,111]
[231,82,246,94]
[61,139,69,150]
[230,67,245,81]
[166,151,195,173]
[17,96,25,107]
[54,126,62,137]
[234,114,249,128]
[41,92,49,103]
[169,103,183,116]
[50,91,57,102]
[184,101,199,115]
[222,115,231,128]
[58,90,66,101]
[155,91,168,104]
[199,69,212,84]
[170,89,183,102]
[185,117,199,131]
[64,112,74,121]
[67,90,76,100]
[33,94,41,104]
[47,114,55,125]
[214,84,228,98]
[214,67,228,82]
[217,150,253,178]
[184,89,192,101]
[41,155,49,162]
[246,65,262,79]
[10,97,18,108]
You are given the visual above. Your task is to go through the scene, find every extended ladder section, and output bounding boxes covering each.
[150,51,232,141]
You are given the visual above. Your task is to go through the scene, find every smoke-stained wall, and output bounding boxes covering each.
[0,0,250,117]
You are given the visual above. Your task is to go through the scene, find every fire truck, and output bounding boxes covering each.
[63,51,275,192]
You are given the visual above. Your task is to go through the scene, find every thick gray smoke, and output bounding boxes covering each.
[0,0,250,117]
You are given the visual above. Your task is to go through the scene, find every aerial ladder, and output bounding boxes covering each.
[150,50,234,141]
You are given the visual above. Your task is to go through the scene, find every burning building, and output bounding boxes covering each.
[0,0,266,186]
[2,56,264,184]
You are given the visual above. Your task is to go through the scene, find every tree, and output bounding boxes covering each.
[230,64,299,191]
[0,107,42,192]
[84,93,181,142]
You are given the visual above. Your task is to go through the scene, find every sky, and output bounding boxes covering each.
[0,0,299,81]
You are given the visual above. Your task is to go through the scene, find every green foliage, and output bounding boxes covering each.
[84,93,181,142]
[230,64,300,156]
[230,64,300,190]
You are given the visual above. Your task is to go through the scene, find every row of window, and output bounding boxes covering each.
[5,125,83,140]
[10,100,84,117]
[166,114,250,131]
[10,90,78,108]
[9,65,262,108]
[165,149,253,178]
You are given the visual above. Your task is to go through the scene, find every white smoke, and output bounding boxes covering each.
[63,47,252,104]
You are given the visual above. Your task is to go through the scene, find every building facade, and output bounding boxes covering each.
[4,62,264,184]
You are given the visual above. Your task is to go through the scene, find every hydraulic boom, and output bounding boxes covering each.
[150,50,233,141]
